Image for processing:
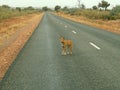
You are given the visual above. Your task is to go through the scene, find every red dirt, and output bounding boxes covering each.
[56,13,120,34]
[0,13,44,80]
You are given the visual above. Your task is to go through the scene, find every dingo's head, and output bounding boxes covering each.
[60,37,65,43]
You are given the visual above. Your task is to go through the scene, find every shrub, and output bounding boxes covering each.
[67,9,110,20]
[0,5,40,21]
[109,5,120,20]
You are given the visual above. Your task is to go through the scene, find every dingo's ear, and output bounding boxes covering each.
[60,37,64,41]
[60,37,64,39]
[60,37,64,42]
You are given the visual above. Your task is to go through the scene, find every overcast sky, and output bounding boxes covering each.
[0,0,119,8]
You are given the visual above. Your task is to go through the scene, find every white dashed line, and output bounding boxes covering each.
[89,42,101,50]
[72,31,77,34]
[65,25,68,28]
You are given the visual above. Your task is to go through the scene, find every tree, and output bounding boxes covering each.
[16,7,21,12]
[63,6,68,11]
[27,6,34,10]
[42,6,48,11]
[98,0,110,10]
[2,5,10,8]
[24,6,34,11]
[110,5,120,15]
[106,5,120,20]
[92,5,98,10]
[55,5,61,12]
[81,4,85,9]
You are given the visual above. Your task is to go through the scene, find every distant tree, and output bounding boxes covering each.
[24,6,34,11]
[62,6,70,14]
[92,5,98,10]
[42,6,49,11]
[110,5,120,15]
[81,4,85,9]
[16,7,21,12]
[55,5,61,12]
[63,6,68,11]
[2,5,10,8]
[27,6,34,10]
[98,2,102,10]
[105,5,120,20]
[98,0,110,11]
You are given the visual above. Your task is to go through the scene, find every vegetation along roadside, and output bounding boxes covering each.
[0,5,44,80]
[54,0,120,34]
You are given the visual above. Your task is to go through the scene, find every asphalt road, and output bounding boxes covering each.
[0,13,120,90]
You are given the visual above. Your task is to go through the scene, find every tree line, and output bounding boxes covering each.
[0,0,120,20]
[52,0,120,20]
[0,5,42,20]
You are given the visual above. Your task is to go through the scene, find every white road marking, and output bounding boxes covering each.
[65,25,68,28]
[72,31,77,34]
[89,42,101,50]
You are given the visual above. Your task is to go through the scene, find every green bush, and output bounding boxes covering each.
[109,5,120,20]
[0,5,41,21]
[61,5,120,20]
[67,9,110,19]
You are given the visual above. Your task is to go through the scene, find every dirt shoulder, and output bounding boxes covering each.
[0,13,44,80]
[56,13,120,34]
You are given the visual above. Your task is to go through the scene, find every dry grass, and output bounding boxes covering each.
[0,14,38,45]
[56,13,120,34]
[0,13,44,80]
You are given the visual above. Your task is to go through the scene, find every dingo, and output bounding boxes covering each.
[60,37,73,55]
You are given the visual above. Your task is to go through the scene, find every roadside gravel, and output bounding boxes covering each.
[0,13,44,80]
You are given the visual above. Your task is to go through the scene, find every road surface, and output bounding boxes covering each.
[0,13,120,90]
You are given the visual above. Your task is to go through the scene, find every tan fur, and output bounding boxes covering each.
[60,37,73,55]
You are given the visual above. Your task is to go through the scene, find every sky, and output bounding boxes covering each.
[0,0,119,9]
